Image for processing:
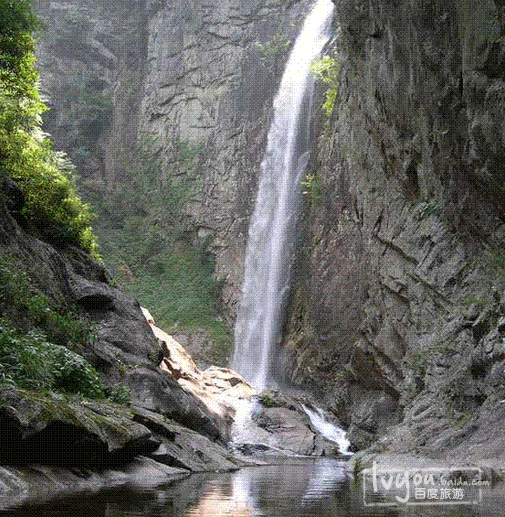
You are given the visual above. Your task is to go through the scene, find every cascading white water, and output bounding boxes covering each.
[233,0,335,390]
[302,405,351,454]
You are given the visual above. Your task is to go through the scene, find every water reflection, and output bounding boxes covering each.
[223,459,347,516]
[2,459,505,517]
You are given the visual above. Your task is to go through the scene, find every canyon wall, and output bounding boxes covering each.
[282,0,505,456]
[34,0,313,323]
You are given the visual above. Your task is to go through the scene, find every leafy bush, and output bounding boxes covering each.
[0,322,105,399]
[106,385,131,405]
[418,200,442,220]
[255,36,291,70]
[0,325,52,390]
[46,344,105,399]
[0,0,98,255]
[0,261,93,349]
[311,55,340,116]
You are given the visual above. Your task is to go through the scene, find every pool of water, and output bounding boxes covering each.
[2,458,505,517]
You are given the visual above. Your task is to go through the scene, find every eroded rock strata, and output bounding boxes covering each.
[282,0,505,459]
[0,199,242,505]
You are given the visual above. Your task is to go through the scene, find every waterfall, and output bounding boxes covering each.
[302,405,351,454]
[233,0,335,390]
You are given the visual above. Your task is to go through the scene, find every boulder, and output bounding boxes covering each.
[253,406,316,455]
[123,366,228,442]
[132,406,243,472]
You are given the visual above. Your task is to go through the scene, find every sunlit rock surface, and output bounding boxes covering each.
[154,319,256,422]
[149,312,345,457]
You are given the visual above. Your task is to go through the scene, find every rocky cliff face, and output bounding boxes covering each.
[0,190,247,505]
[34,0,313,323]
[282,0,505,456]
[35,0,147,185]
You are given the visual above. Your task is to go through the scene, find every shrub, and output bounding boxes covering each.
[0,0,98,255]
[0,322,105,398]
[106,385,131,405]
[255,36,291,70]
[0,261,94,349]
[301,172,323,204]
[0,325,52,390]
[311,55,340,116]
[45,344,105,399]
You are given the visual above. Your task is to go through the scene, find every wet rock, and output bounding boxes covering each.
[0,204,231,446]
[0,458,189,510]
[278,0,505,461]
[252,407,316,455]
[255,390,299,411]
[69,275,115,311]
[234,442,291,456]
[0,386,243,504]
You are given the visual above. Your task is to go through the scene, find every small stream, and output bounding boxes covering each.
[2,459,505,517]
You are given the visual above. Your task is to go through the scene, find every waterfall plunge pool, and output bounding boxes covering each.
[2,458,505,517]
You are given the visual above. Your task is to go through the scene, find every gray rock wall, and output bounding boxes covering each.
[282,0,505,455]
[138,0,313,315]
[35,0,145,184]
[34,0,313,324]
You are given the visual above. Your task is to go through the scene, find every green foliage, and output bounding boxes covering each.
[483,246,505,291]
[78,91,113,142]
[0,262,134,403]
[0,0,98,255]
[0,261,94,349]
[85,136,233,363]
[418,200,442,220]
[131,135,200,223]
[257,392,279,408]
[0,252,118,402]
[0,321,105,399]
[44,342,105,399]
[106,384,131,405]
[301,172,323,204]
[311,55,340,116]
[409,349,429,383]
[255,36,291,69]
[0,0,39,71]
[352,453,364,479]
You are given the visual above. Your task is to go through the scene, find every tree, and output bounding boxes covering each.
[0,0,98,254]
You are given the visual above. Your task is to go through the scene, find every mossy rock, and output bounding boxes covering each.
[0,386,155,467]
[256,390,299,411]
